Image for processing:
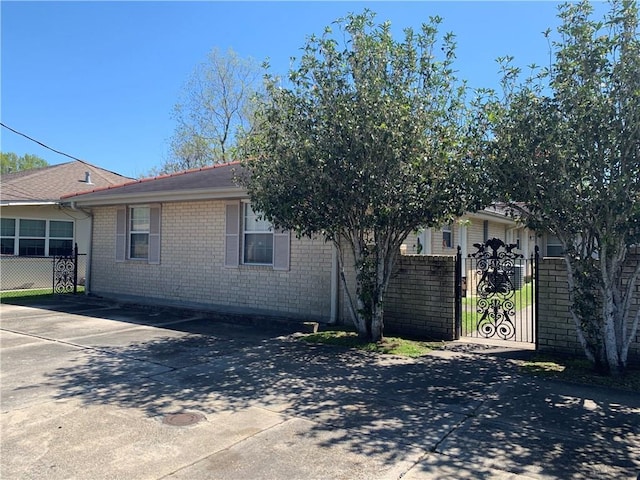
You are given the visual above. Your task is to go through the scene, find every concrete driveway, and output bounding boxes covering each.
[1,295,639,480]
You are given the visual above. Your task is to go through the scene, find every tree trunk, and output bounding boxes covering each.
[370,303,384,342]
[334,239,369,338]
[564,255,597,364]
[602,290,623,376]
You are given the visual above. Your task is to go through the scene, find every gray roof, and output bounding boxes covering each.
[62,162,247,206]
[1,161,132,204]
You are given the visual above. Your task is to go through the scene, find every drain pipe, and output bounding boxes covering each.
[69,201,93,295]
[329,241,339,324]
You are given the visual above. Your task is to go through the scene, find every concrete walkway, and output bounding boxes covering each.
[1,296,638,479]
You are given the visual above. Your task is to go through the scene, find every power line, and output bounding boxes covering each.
[0,122,88,164]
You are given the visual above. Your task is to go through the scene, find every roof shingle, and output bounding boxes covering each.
[62,162,245,204]
[1,161,132,203]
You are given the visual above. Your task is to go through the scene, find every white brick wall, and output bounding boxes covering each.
[89,201,334,321]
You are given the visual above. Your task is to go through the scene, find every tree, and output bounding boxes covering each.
[159,47,261,174]
[1,152,48,174]
[490,0,639,374]
[243,11,491,342]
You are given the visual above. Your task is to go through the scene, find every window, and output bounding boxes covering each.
[224,202,289,270]
[19,219,45,256]
[129,207,150,259]
[115,205,161,263]
[1,218,16,255]
[483,220,489,242]
[49,221,74,256]
[243,203,273,264]
[546,234,563,257]
[0,218,73,256]
[442,225,453,248]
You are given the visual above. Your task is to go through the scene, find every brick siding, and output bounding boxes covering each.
[385,255,457,340]
[89,201,334,322]
[537,252,640,363]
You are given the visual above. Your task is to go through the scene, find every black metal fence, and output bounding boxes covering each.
[0,245,86,298]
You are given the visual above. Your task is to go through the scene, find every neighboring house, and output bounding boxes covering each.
[401,204,542,296]
[403,205,536,259]
[1,161,132,290]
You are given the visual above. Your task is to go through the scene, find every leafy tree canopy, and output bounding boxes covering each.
[244,10,491,341]
[490,0,639,374]
[1,152,48,174]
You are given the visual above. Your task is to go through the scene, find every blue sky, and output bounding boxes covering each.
[1,1,606,178]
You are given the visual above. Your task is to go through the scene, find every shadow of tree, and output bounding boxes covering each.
[37,303,640,480]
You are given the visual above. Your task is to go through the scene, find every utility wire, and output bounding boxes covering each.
[0,122,88,164]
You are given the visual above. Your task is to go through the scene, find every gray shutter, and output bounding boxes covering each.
[148,205,161,265]
[224,202,240,268]
[115,207,127,262]
[273,229,290,271]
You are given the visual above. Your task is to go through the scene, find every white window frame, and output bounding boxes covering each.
[0,217,73,257]
[129,206,150,260]
[224,201,289,271]
[442,224,453,249]
[49,220,75,256]
[546,234,563,257]
[1,218,17,255]
[115,204,161,264]
[242,202,274,266]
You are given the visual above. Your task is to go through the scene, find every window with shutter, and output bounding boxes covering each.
[225,202,290,270]
[115,205,161,264]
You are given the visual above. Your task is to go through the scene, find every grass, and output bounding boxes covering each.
[0,286,85,303]
[462,282,533,334]
[518,354,640,392]
[300,329,443,357]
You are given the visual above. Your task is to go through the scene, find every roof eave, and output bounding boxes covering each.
[62,187,248,207]
[468,209,521,225]
[1,201,60,207]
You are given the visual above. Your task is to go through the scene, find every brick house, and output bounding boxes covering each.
[62,162,340,322]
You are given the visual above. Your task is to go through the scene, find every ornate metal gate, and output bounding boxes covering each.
[456,238,538,344]
[53,244,79,294]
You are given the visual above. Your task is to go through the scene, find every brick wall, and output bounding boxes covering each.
[537,251,640,363]
[384,254,457,340]
[89,201,334,322]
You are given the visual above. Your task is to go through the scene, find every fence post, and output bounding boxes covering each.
[73,243,79,294]
[455,246,462,340]
[534,245,540,350]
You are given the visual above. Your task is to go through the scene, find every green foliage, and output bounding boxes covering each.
[0,287,85,301]
[301,330,440,357]
[490,0,640,374]
[244,11,491,341]
[1,152,48,174]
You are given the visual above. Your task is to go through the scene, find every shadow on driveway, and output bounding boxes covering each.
[3,295,640,479]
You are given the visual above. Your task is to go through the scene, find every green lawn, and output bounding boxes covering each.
[461,282,533,334]
[0,286,85,302]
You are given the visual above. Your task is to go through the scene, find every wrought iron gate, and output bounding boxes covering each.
[53,244,80,294]
[456,238,538,344]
